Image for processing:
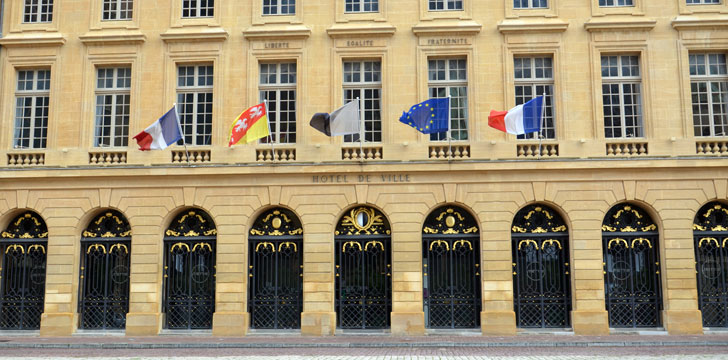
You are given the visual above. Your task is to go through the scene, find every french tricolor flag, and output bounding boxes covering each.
[132,106,183,151]
[488,96,544,135]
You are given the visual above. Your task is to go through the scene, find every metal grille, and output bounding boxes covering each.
[335,207,391,329]
[423,206,481,329]
[602,204,661,328]
[694,202,728,327]
[248,208,303,329]
[512,205,570,328]
[0,212,48,330]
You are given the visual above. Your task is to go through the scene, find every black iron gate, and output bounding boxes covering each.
[423,206,481,328]
[248,208,303,329]
[694,202,728,327]
[335,207,391,329]
[163,210,216,330]
[79,211,131,329]
[512,205,571,328]
[602,204,662,328]
[0,212,48,330]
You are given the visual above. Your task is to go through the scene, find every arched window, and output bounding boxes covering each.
[511,204,571,328]
[693,202,728,327]
[335,206,391,329]
[79,210,131,330]
[0,211,48,330]
[602,204,661,328]
[163,209,216,330]
[248,208,303,329]
[422,205,481,328]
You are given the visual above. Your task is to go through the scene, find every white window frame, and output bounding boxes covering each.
[176,64,214,146]
[427,58,468,142]
[182,0,214,18]
[689,53,728,137]
[14,70,51,149]
[686,0,721,4]
[259,62,297,144]
[345,0,379,13]
[428,0,463,11]
[95,67,131,147]
[343,60,382,143]
[23,0,53,23]
[513,0,548,9]
[514,56,555,140]
[598,0,634,6]
[601,55,644,139]
[263,0,296,15]
[102,0,133,21]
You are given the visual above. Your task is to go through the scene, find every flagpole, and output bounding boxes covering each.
[263,99,276,162]
[538,92,546,160]
[173,103,191,166]
[357,97,363,161]
[447,95,452,160]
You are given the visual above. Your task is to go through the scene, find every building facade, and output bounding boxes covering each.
[0,0,727,337]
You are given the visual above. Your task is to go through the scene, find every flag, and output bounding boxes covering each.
[399,98,450,134]
[229,102,269,146]
[309,101,360,136]
[488,96,544,135]
[132,106,182,151]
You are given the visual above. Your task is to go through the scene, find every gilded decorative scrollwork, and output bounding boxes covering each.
[86,243,107,254]
[541,239,562,250]
[694,202,728,233]
[336,207,390,236]
[518,239,538,250]
[429,239,450,251]
[364,240,384,251]
[110,243,129,254]
[5,244,24,254]
[453,239,473,251]
[255,242,276,252]
[192,242,213,253]
[278,242,298,252]
[170,242,191,253]
[698,237,719,248]
[342,241,362,252]
[512,205,567,234]
[607,238,628,249]
[251,208,303,237]
[423,206,478,235]
[83,211,131,239]
[166,209,216,238]
[28,244,45,254]
[2,212,48,239]
[631,238,652,249]
[602,204,656,233]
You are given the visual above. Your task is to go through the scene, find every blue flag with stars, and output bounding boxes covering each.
[399,98,450,134]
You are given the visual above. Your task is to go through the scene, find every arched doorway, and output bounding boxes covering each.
[78,210,131,330]
[248,208,303,329]
[602,203,661,328]
[512,204,571,328]
[422,205,481,328]
[0,211,48,330]
[335,206,391,329]
[163,209,216,329]
[693,202,728,327]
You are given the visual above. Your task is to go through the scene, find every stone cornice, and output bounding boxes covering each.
[497,19,568,34]
[0,32,66,47]
[243,24,312,40]
[326,22,396,38]
[160,27,229,42]
[584,17,657,32]
[672,15,728,31]
[79,30,146,45]
[412,20,482,36]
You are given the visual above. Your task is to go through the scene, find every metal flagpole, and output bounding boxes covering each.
[263,99,276,162]
[357,97,364,161]
[537,92,546,160]
[447,95,452,159]
[173,103,191,166]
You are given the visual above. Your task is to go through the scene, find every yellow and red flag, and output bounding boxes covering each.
[228,102,269,146]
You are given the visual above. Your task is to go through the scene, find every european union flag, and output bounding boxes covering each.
[399,98,450,134]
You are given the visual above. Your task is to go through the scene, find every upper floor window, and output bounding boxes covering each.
[14,70,51,149]
[24,0,53,23]
[343,61,382,143]
[260,63,297,144]
[690,53,728,137]
[345,0,378,13]
[95,68,131,147]
[514,57,555,140]
[177,65,213,146]
[598,0,634,6]
[428,58,468,141]
[263,0,295,15]
[601,55,643,138]
[182,0,213,18]
[429,0,463,11]
[103,0,133,21]
[514,0,548,9]
[686,0,721,4]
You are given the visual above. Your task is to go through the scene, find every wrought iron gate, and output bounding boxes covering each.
[694,202,728,327]
[512,205,571,328]
[602,204,661,328]
[248,208,303,329]
[0,212,48,330]
[79,211,131,329]
[335,207,391,329]
[163,210,216,330]
[423,206,481,328]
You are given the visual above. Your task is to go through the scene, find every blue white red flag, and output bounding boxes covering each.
[488,96,544,135]
[133,106,183,150]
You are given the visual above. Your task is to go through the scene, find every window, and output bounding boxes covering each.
[514,57,555,139]
[428,58,468,141]
[259,63,297,144]
[345,0,378,13]
[429,0,463,10]
[343,61,382,143]
[686,0,720,4]
[263,0,295,15]
[176,65,213,146]
[514,0,548,9]
[601,55,643,138]
[102,0,133,20]
[598,0,634,6]
[95,68,131,147]
[23,0,53,23]
[14,70,50,149]
[182,0,213,18]
[690,54,728,137]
